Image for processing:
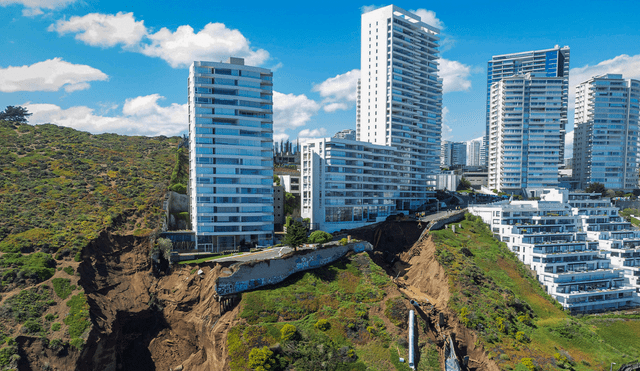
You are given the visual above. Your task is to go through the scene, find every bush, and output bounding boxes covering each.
[44,313,56,321]
[48,339,62,350]
[22,319,41,333]
[248,346,276,371]
[315,319,331,331]
[280,324,297,342]
[52,278,73,300]
[64,293,90,339]
[308,230,332,244]
[51,322,61,331]
[62,266,74,276]
[521,357,536,371]
[340,238,348,246]
[516,331,530,343]
[169,183,187,194]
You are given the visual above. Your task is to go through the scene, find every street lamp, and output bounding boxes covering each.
[611,362,616,371]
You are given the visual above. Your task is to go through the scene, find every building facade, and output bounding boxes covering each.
[441,140,467,168]
[301,137,407,232]
[573,74,640,191]
[466,138,484,167]
[358,5,443,198]
[188,58,274,251]
[485,46,570,166]
[470,189,638,313]
[487,74,563,194]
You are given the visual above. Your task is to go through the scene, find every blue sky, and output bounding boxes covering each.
[1,0,640,157]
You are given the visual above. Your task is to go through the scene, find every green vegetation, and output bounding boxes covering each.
[228,252,411,371]
[620,208,640,227]
[168,147,188,194]
[51,278,74,300]
[51,322,61,331]
[0,252,56,285]
[585,182,606,194]
[431,213,640,370]
[1,286,53,324]
[64,293,90,348]
[457,176,471,191]
[308,230,333,244]
[62,266,74,276]
[0,106,31,123]
[283,221,307,249]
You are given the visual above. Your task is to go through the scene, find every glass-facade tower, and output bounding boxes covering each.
[188,58,274,251]
[573,74,640,191]
[485,46,570,166]
[358,5,442,210]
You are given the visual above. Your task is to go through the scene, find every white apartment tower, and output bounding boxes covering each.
[573,74,640,191]
[357,5,443,209]
[188,58,274,251]
[488,74,563,194]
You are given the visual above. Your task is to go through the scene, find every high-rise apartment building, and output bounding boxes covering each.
[466,138,484,167]
[487,74,564,194]
[485,46,570,165]
[188,58,274,251]
[357,5,443,208]
[441,140,466,168]
[573,74,640,191]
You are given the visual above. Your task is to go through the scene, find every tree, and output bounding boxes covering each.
[273,174,281,186]
[308,230,332,244]
[585,182,606,195]
[457,177,472,191]
[0,106,31,123]
[283,221,307,250]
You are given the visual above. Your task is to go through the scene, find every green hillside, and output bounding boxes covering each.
[432,214,640,370]
[0,120,178,365]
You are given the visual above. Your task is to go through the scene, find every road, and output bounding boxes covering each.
[214,244,317,263]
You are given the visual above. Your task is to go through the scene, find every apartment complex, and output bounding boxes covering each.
[357,5,443,194]
[573,74,640,191]
[466,138,484,167]
[441,140,467,168]
[188,58,274,251]
[470,189,639,313]
[301,137,406,232]
[485,46,570,166]
[487,74,564,194]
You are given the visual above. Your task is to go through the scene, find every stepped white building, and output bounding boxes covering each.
[188,58,274,251]
[470,189,639,313]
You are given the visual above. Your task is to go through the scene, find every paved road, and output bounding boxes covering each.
[214,245,318,263]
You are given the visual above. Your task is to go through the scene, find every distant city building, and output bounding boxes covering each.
[485,45,570,166]
[466,138,484,167]
[488,73,563,195]
[274,167,301,197]
[334,129,356,141]
[441,141,466,168]
[273,138,300,167]
[435,171,460,191]
[461,169,488,189]
[357,4,443,192]
[470,189,639,313]
[573,74,640,191]
[188,58,274,251]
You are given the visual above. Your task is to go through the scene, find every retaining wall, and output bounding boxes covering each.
[429,210,467,231]
[215,241,372,296]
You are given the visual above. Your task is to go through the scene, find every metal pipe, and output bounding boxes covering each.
[409,309,415,369]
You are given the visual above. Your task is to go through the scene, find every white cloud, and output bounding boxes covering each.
[323,103,349,113]
[1,0,76,15]
[360,4,383,13]
[25,94,187,136]
[49,12,146,48]
[298,128,327,142]
[564,130,574,159]
[438,59,472,93]
[441,107,453,140]
[569,54,640,107]
[410,9,444,29]
[49,12,269,68]
[313,69,360,102]
[0,58,107,93]
[273,91,321,139]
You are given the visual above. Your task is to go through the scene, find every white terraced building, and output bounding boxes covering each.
[470,189,638,313]
[188,58,274,251]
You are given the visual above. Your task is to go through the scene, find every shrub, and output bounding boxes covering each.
[62,266,74,276]
[169,183,186,194]
[51,322,61,331]
[22,319,41,334]
[460,307,470,327]
[52,278,73,300]
[340,238,348,246]
[308,230,332,244]
[280,324,297,342]
[69,338,84,350]
[248,346,276,371]
[521,357,536,371]
[315,319,331,331]
[64,293,90,339]
[2,287,52,323]
[44,313,56,321]
[48,339,62,350]
[516,331,530,343]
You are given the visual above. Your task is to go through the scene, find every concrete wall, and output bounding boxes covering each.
[429,210,467,231]
[215,241,372,296]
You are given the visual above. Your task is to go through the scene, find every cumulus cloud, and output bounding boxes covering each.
[410,8,444,29]
[0,58,107,93]
[49,12,146,48]
[273,91,321,139]
[564,130,574,159]
[25,94,187,136]
[441,107,453,140]
[298,128,327,142]
[323,103,349,113]
[360,4,383,13]
[49,12,269,68]
[569,54,640,108]
[439,59,472,93]
[1,0,76,15]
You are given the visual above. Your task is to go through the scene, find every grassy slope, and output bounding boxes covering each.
[227,252,440,371]
[0,121,177,361]
[431,214,640,370]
